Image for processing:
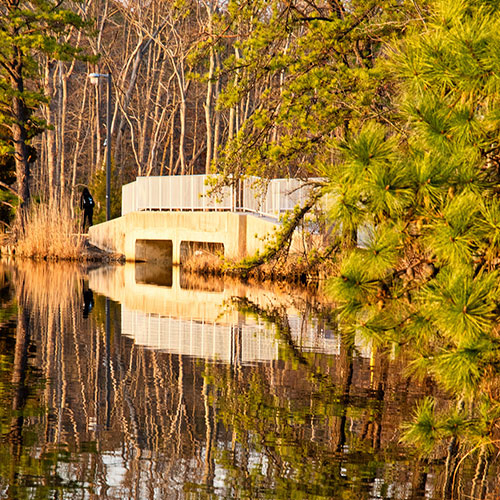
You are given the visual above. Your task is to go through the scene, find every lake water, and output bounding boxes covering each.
[0,260,497,499]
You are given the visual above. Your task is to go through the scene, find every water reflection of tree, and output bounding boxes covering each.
[0,265,71,498]
[197,298,499,499]
[194,299,395,498]
[3,261,228,497]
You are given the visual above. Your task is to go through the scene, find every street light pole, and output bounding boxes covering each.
[89,72,112,221]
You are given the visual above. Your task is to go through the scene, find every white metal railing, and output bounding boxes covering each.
[122,175,233,215]
[122,175,322,219]
[241,176,317,218]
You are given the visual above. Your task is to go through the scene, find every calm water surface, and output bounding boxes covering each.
[0,260,497,499]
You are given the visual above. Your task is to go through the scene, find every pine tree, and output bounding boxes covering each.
[327,0,500,460]
[0,0,89,206]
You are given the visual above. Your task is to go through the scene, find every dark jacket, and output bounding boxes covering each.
[81,189,94,211]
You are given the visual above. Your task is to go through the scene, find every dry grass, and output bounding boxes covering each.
[181,249,223,275]
[237,256,313,283]
[181,248,331,286]
[11,201,85,260]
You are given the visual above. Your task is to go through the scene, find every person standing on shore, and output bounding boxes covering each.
[80,187,95,233]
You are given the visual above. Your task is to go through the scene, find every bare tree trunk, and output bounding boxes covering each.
[204,4,216,174]
[164,38,191,175]
[114,20,167,171]
[213,51,221,166]
[70,80,91,214]
[44,60,57,202]
[178,79,188,175]
[146,55,170,175]
[228,47,241,141]
[167,103,177,175]
[139,47,154,172]
[58,61,67,202]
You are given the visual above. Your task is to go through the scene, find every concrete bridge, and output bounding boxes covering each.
[88,175,320,264]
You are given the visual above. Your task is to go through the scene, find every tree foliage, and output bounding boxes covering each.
[326,0,500,462]
[213,0,421,181]
[0,0,89,205]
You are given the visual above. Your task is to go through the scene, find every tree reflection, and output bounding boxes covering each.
[197,297,500,499]
[0,265,80,499]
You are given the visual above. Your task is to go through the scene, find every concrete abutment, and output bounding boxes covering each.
[88,211,287,265]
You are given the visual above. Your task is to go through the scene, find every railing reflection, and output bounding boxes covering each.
[122,310,278,363]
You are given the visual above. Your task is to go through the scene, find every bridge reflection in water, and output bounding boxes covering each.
[122,311,278,364]
[88,264,367,364]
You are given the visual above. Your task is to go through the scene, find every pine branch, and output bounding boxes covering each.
[0,181,19,200]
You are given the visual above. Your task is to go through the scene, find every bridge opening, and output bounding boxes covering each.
[179,241,224,262]
[135,239,173,264]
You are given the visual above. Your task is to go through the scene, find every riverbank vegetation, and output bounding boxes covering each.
[182,249,323,284]
[10,202,84,260]
[188,0,500,488]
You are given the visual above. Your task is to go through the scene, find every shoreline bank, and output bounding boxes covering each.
[1,238,327,287]
[1,238,125,263]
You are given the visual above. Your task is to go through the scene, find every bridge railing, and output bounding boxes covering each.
[122,175,234,214]
[122,175,322,219]
[241,176,316,218]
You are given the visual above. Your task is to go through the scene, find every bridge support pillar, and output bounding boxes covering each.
[173,242,181,265]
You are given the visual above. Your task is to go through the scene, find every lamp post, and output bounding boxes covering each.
[89,72,112,221]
